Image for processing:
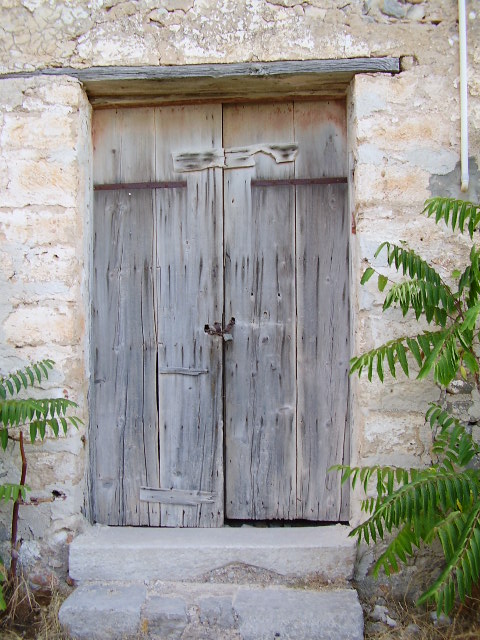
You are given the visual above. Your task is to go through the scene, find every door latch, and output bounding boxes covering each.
[204,317,235,342]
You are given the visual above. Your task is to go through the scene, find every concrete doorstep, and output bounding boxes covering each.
[59,581,364,640]
[68,524,356,582]
[60,525,363,639]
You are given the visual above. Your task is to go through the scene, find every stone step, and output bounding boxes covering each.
[59,580,364,640]
[69,524,356,582]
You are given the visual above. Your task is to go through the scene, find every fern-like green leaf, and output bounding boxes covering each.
[374,523,421,577]
[375,242,443,285]
[351,468,479,547]
[0,397,78,430]
[0,359,54,400]
[423,197,480,239]
[418,504,480,614]
[0,483,28,503]
[383,280,455,326]
[361,267,375,284]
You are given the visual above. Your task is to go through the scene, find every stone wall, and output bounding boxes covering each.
[0,76,91,581]
[0,0,479,589]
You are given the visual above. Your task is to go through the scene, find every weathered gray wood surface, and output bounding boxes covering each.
[140,487,216,506]
[224,101,348,521]
[91,100,349,526]
[294,101,350,521]
[4,57,399,81]
[223,104,297,520]
[154,104,224,527]
[91,106,224,527]
[91,108,159,526]
[2,59,399,106]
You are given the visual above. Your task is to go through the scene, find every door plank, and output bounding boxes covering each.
[154,105,224,527]
[294,101,350,520]
[223,104,297,520]
[91,189,158,525]
[91,108,159,526]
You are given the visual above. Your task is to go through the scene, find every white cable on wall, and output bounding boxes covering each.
[459,0,469,192]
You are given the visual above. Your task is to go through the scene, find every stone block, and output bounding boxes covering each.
[2,156,78,208]
[59,583,146,640]
[1,112,75,151]
[33,80,84,108]
[234,587,363,640]
[142,595,187,639]
[163,0,194,11]
[355,164,430,208]
[3,304,81,347]
[361,410,429,460]
[381,0,407,19]
[69,525,357,582]
[198,595,235,628]
[0,207,77,246]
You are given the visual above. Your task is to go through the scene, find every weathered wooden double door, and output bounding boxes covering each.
[91,101,349,527]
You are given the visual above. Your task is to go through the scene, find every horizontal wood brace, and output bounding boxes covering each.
[140,487,216,506]
[251,177,348,187]
[157,367,208,376]
[94,181,187,191]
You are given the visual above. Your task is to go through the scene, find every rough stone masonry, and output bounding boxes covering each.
[0,0,479,592]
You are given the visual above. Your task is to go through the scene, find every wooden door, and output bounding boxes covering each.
[90,101,349,527]
[223,102,349,521]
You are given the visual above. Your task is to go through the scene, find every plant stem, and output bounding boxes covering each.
[9,431,27,581]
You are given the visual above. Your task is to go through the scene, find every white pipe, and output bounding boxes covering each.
[458,0,469,192]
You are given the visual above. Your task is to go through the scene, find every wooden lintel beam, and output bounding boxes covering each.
[1,58,399,107]
[1,57,399,84]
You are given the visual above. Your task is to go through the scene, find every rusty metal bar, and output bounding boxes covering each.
[94,181,187,191]
[251,177,347,187]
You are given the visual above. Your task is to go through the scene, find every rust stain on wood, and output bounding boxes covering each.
[94,181,187,191]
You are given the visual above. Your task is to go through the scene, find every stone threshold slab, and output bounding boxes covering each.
[69,524,356,582]
[59,581,364,640]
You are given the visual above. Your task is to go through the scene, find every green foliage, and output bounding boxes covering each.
[0,360,82,611]
[332,404,480,615]
[335,197,480,616]
[0,359,80,449]
[351,228,480,387]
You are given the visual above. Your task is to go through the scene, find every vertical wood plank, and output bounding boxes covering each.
[294,101,350,521]
[91,189,157,525]
[154,105,224,527]
[223,104,297,520]
[91,108,159,526]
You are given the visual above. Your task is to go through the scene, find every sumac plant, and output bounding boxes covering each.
[0,359,81,610]
[333,197,480,616]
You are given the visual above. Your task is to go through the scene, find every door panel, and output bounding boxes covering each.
[91,105,224,526]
